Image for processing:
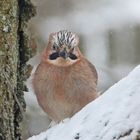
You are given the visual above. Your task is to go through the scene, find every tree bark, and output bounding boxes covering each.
[0,0,35,139]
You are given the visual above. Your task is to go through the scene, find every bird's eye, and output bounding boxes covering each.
[52,43,58,50]
[49,52,59,60]
[69,53,77,60]
[52,45,56,50]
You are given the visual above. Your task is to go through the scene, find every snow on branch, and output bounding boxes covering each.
[28,65,140,140]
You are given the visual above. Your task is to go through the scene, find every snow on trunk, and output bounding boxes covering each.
[28,65,140,140]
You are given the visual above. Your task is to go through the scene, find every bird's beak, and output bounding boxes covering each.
[59,50,69,59]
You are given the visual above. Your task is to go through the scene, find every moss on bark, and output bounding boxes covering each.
[0,0,36,139]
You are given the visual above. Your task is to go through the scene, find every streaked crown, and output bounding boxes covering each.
[50,30,79,50]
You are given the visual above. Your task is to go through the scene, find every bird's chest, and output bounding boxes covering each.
[42,68,75,118]
[45,68,72,100]
[34,61,96,121]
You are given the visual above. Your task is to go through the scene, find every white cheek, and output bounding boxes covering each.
[47,57,79,66]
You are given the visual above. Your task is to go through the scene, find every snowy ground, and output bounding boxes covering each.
[28,65,140,140]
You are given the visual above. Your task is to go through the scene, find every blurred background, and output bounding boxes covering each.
[24,0,140,138]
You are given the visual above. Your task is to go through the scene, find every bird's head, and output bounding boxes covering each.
[44,30,82,66]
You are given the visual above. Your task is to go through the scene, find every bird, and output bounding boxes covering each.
[33,30,98,123]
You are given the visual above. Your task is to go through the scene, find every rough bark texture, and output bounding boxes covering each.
[0,0,35,140]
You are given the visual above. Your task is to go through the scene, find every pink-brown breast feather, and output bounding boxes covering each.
[33,57,98,121]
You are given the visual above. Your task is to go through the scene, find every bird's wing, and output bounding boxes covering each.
[85,59,98,85]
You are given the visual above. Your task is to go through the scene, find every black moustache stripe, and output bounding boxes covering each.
[49,52,59,60]
[49,52,78,60]
[69,53,77,60]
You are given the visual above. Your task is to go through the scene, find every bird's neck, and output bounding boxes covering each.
[46,57,80,67]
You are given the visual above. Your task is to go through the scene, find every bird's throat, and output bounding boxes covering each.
[47,57,79,67]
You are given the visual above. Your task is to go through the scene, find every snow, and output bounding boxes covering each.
[27,65,140,140]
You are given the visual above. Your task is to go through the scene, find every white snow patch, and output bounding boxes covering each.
[28,65,140,140]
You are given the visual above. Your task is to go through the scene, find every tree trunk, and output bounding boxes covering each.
[0,0,35,139]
